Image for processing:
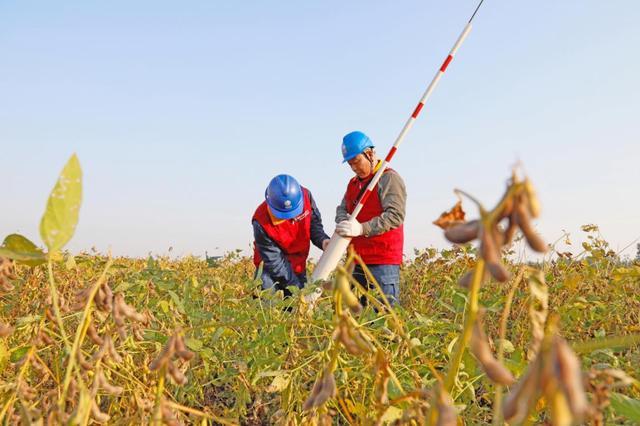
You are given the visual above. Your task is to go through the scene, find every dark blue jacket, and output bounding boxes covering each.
[252,191,329,287]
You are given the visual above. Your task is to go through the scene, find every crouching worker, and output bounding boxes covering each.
[252,174,330,297]
[335,131,406,305]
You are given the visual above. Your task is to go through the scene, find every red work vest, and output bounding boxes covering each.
[252,188,312,275]
[345,169,404,265]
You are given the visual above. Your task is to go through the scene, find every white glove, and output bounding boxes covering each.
[336,219,363,237]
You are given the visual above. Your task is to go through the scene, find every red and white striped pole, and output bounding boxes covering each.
[311,1,485,283]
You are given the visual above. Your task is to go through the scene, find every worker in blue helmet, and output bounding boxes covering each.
[335,131,407,305]
[252,174,331,296]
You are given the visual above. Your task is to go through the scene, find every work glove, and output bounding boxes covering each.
[336,219,364,237]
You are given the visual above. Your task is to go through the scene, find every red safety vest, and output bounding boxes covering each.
[344,169,404,265]
[252,188,312,275]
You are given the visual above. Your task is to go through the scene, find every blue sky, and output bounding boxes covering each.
[2,1,639,260]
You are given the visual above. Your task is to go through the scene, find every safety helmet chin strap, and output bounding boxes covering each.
[364,148,376,175]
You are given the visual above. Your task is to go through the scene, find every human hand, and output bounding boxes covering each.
[336,220,363,237]
[322,239,331,251]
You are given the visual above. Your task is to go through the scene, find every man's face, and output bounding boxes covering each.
[347,152,372,179]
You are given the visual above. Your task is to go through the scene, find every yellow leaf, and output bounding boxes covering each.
[266,374,290,393]
[379,406,403,423]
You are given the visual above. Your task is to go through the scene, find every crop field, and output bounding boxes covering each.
[1,156,639,425]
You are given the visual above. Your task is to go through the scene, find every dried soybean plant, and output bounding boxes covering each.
[0,322,12,338]
[526,270,549,360]
[0,257,16,337]
[300,266,350,423]
[83,365,125,423]
[0,257,16,292]
[470,308,516,387]
[502,318,589,425]
[149,331,195,384]
[149,331,195,425]
[45,256,150,423]
[436,170,548,388]
[433,169,592,425]
[1,265,76,423]
[585,368,637,425]
[73,277,148,343]
[301,260,379,423]
[1,298,76,424]
[302,250,437,424]
[444,173,547,286]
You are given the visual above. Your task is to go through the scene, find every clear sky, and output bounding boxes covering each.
[2,1,639,260]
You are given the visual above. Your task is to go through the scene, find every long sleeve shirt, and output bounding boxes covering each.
[253,191,329,286]
[335,169,407,237]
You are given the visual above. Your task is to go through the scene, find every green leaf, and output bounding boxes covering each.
[187,309,212,321]
[65,254,77,270]
[10,346,29,363]
[200,347,214,361]
[168,290,186,314]
[185,337,203,352]
[114,281,136,292]
[211,327,225,342]
[15,315,40,327]
[0,234,46,266]
[39,154,82,253]
[496,338,515,353]
[146,256,156,270]
[610,392,640,422]
[143,330,168,344]
[157,300,169,314]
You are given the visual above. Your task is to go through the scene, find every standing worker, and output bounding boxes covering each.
[335,131,406,305]
[252,174,331,296]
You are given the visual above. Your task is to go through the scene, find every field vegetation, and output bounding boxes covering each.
[1,155,639,425]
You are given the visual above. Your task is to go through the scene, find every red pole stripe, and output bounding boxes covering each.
[411,102,424,118]
[440,55,453,72]
[385,146,398,162]
[358,189,373,206]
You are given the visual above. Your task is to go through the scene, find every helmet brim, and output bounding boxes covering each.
[268,200,304,220]
[342,145,374,163]
[342,155,355,163]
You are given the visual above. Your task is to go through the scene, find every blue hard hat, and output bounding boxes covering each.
[265,174,304,220]
[341,131,374,163]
